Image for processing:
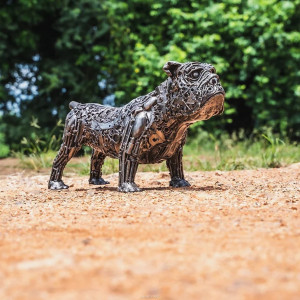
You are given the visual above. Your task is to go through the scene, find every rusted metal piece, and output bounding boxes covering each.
[49,61,225,192]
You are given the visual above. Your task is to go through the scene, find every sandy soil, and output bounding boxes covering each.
[0,162,300,300]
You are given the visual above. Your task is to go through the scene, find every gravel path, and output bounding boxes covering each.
[1,164,300,299]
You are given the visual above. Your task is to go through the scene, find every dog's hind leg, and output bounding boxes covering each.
[89,149,109,185]
[48,113,83,190]
[48,142,81,189]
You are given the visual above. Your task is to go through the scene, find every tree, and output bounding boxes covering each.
[0,0,111,148]
[0,0,299,151]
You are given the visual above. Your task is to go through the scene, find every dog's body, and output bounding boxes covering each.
[49,61,225,192]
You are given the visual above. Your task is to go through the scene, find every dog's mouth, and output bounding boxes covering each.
[201,89,225,105]
[195,92,225,121]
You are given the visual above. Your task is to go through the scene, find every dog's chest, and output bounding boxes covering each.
[138,121,189,164]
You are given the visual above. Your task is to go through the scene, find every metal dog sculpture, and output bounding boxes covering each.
[49,61,225,192]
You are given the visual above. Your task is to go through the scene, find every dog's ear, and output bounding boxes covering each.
[163,61,182,77]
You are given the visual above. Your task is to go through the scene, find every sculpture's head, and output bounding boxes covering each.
[163,61,225,121]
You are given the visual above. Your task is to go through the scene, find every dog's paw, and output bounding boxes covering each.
[89,178,110,185]
[118,182,141,193]
[170,178,191,188]
[48,180,69,190]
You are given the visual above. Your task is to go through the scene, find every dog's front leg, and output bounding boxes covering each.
[166,145,191,188]
[117,111,151,192]
[118,151,140,193]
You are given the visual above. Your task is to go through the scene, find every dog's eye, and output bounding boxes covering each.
[191,71,200,79]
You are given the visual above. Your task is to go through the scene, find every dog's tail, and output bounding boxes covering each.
[69,101,80,110]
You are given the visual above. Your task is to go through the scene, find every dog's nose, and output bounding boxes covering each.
[209,77,219,85]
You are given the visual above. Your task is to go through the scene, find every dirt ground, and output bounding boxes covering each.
[0,160,300,300]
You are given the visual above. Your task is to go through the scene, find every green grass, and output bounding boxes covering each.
[15,131,300,175]
[184,134,299,171]
[16,151,58,171]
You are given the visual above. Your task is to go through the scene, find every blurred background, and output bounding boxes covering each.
[0,0,299,172]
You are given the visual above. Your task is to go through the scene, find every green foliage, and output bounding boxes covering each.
[0,132,10,158]
[0,0,300,152]
[0,117,10,158]
[19,117,64,154]
[102,0,300,138]
[15,117,63,169]
[0,0,111,148]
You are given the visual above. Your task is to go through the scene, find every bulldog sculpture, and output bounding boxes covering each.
[49,61,225,192]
